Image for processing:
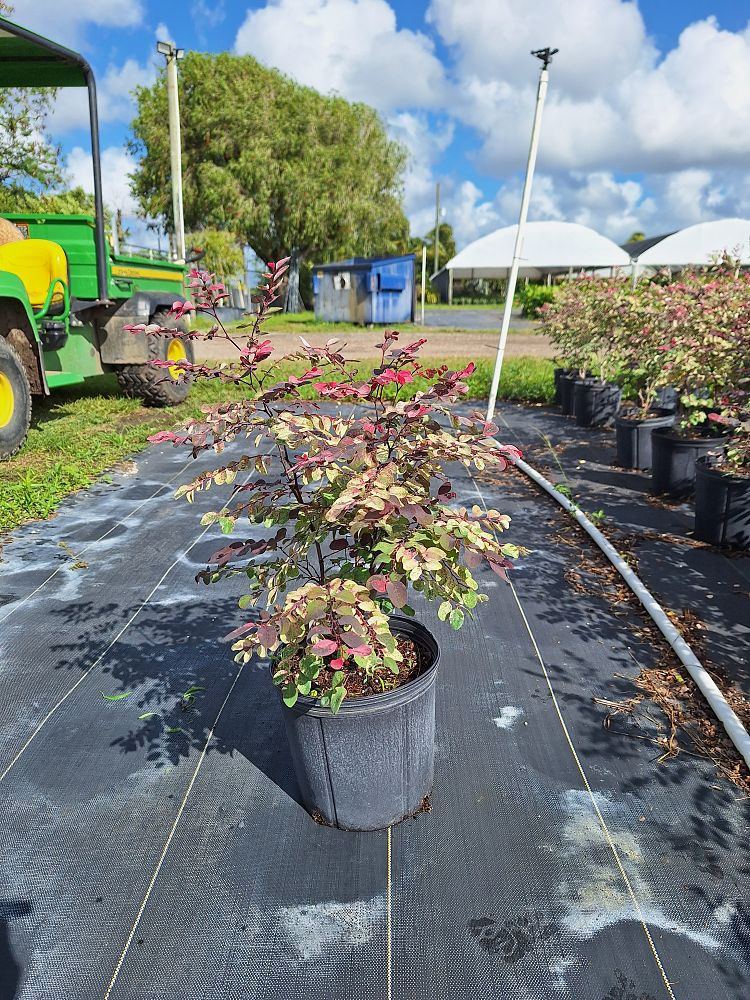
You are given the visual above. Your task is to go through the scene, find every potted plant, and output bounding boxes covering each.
[694,397,750,548]
[571,278,624,428]
[539,285,591,414]
[139,260,522,831]
[540,278,622,423]
[649,267,743,497]
[614,282,675,469]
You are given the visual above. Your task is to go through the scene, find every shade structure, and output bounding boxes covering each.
[635,219,750,267]
[444,221,630,279]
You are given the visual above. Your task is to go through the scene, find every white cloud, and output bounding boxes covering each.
[50,58,156,133]
[429,5,750,176]
[155,22,176,47]
[387,112,453,236]
[66,145,138,216]
[12,0,144,47]
[234,0,447,111]
[427,0,654,99]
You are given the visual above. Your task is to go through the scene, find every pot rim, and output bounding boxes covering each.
[652,427,727,445]
[279,616,440,719]
[695,455,750,484]
[615,409,674,425]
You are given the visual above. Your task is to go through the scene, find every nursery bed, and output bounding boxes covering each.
[0,413,747,1000]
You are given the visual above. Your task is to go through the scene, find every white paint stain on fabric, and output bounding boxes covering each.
[714,901,737,925]
[493,706,523,729]
[558,789,720,952]
[278,894,386,959]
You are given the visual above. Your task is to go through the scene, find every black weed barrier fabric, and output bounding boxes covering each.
[0,416,747,998]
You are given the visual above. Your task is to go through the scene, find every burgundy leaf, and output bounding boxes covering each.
[386,580,408,608]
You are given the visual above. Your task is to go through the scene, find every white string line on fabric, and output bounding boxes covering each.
[496,439,750,772]
[0,455,196,627]
[467,466,678,1000]
[0,459,261,785]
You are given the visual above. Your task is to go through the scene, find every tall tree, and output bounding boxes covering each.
[0,87,65,205]
[129,52,409,307]
[186,227,244,281]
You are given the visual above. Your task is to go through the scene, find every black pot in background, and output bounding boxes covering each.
[560,372,578,415]
[694,457,750,549]
[573,379,622,427]
[278,617,439,831]
[615,408,675,470]
[654,386,678,412]
[553,367,569,406]
[650,428,727,498]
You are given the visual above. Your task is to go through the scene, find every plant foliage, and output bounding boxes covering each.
[133,260,522,711]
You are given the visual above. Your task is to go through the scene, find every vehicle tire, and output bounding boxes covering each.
[115,309,194,407]
[0,336,32,460]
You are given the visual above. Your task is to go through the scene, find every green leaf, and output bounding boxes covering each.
[449,608,465,630]
[166,726,186,735]
[501,543,520,559]
[219,516,234,535]
[298,679,312,696]
[138,712,158,720]
[330,686,347,714]
[437,600,451,621]
[282,685,299,708]
[100,691,132,701]
[464,591,478,609]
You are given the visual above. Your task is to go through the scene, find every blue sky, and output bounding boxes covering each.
[12,1,750,250]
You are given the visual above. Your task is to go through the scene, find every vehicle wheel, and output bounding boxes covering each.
[115,309,194,407]
[0,336,32,460]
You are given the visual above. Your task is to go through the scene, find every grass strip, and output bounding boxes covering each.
[0,356,553,534]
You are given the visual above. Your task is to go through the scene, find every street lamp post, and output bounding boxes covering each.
[156,40,186,263]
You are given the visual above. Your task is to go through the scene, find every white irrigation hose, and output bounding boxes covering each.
[506,450,750,771]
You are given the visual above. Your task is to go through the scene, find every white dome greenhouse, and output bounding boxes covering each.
[634,219,750,267]
[443,221,631,280]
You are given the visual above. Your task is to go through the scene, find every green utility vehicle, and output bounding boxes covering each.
[0,19,194,460]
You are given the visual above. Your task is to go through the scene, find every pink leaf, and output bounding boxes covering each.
[368,574,388,594]
[312,639,338,656]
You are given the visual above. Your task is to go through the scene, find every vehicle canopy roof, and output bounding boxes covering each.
[0,17,107,299]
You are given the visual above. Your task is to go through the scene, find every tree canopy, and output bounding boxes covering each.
[129,52,410,267]
[186,227,244,281]
[0,87,66,209]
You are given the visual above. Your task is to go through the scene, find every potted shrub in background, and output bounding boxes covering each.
[694,398,750,549]
[140,260,522,831]
[570,278,624,428]
[540,277,623,423]
[539,281,592,414]
[614,281,675,470]
[649,266,744,497]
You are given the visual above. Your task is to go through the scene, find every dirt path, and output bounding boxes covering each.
[196,328,553,361]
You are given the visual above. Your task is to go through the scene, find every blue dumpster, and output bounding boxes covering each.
[312,254,415,325]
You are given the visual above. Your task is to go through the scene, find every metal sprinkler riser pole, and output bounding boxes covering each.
[486,46,557,423]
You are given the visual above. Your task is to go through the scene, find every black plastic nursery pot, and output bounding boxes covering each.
[573,379,622,428]
[650,428,727,498]
[553,367,569,406]
[614,408,675,470]
[559,372,578,415]
[278,617,440,831]
[654,385,678,412]
[694,457,750,549]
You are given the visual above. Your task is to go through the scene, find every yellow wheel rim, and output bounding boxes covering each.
[167,338,188,380]
[0,372,14,429]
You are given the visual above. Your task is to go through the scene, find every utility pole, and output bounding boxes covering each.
[421,243,427,324]
[486,47,557,423]
[434,182,440,276]
[156,40,186,263]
